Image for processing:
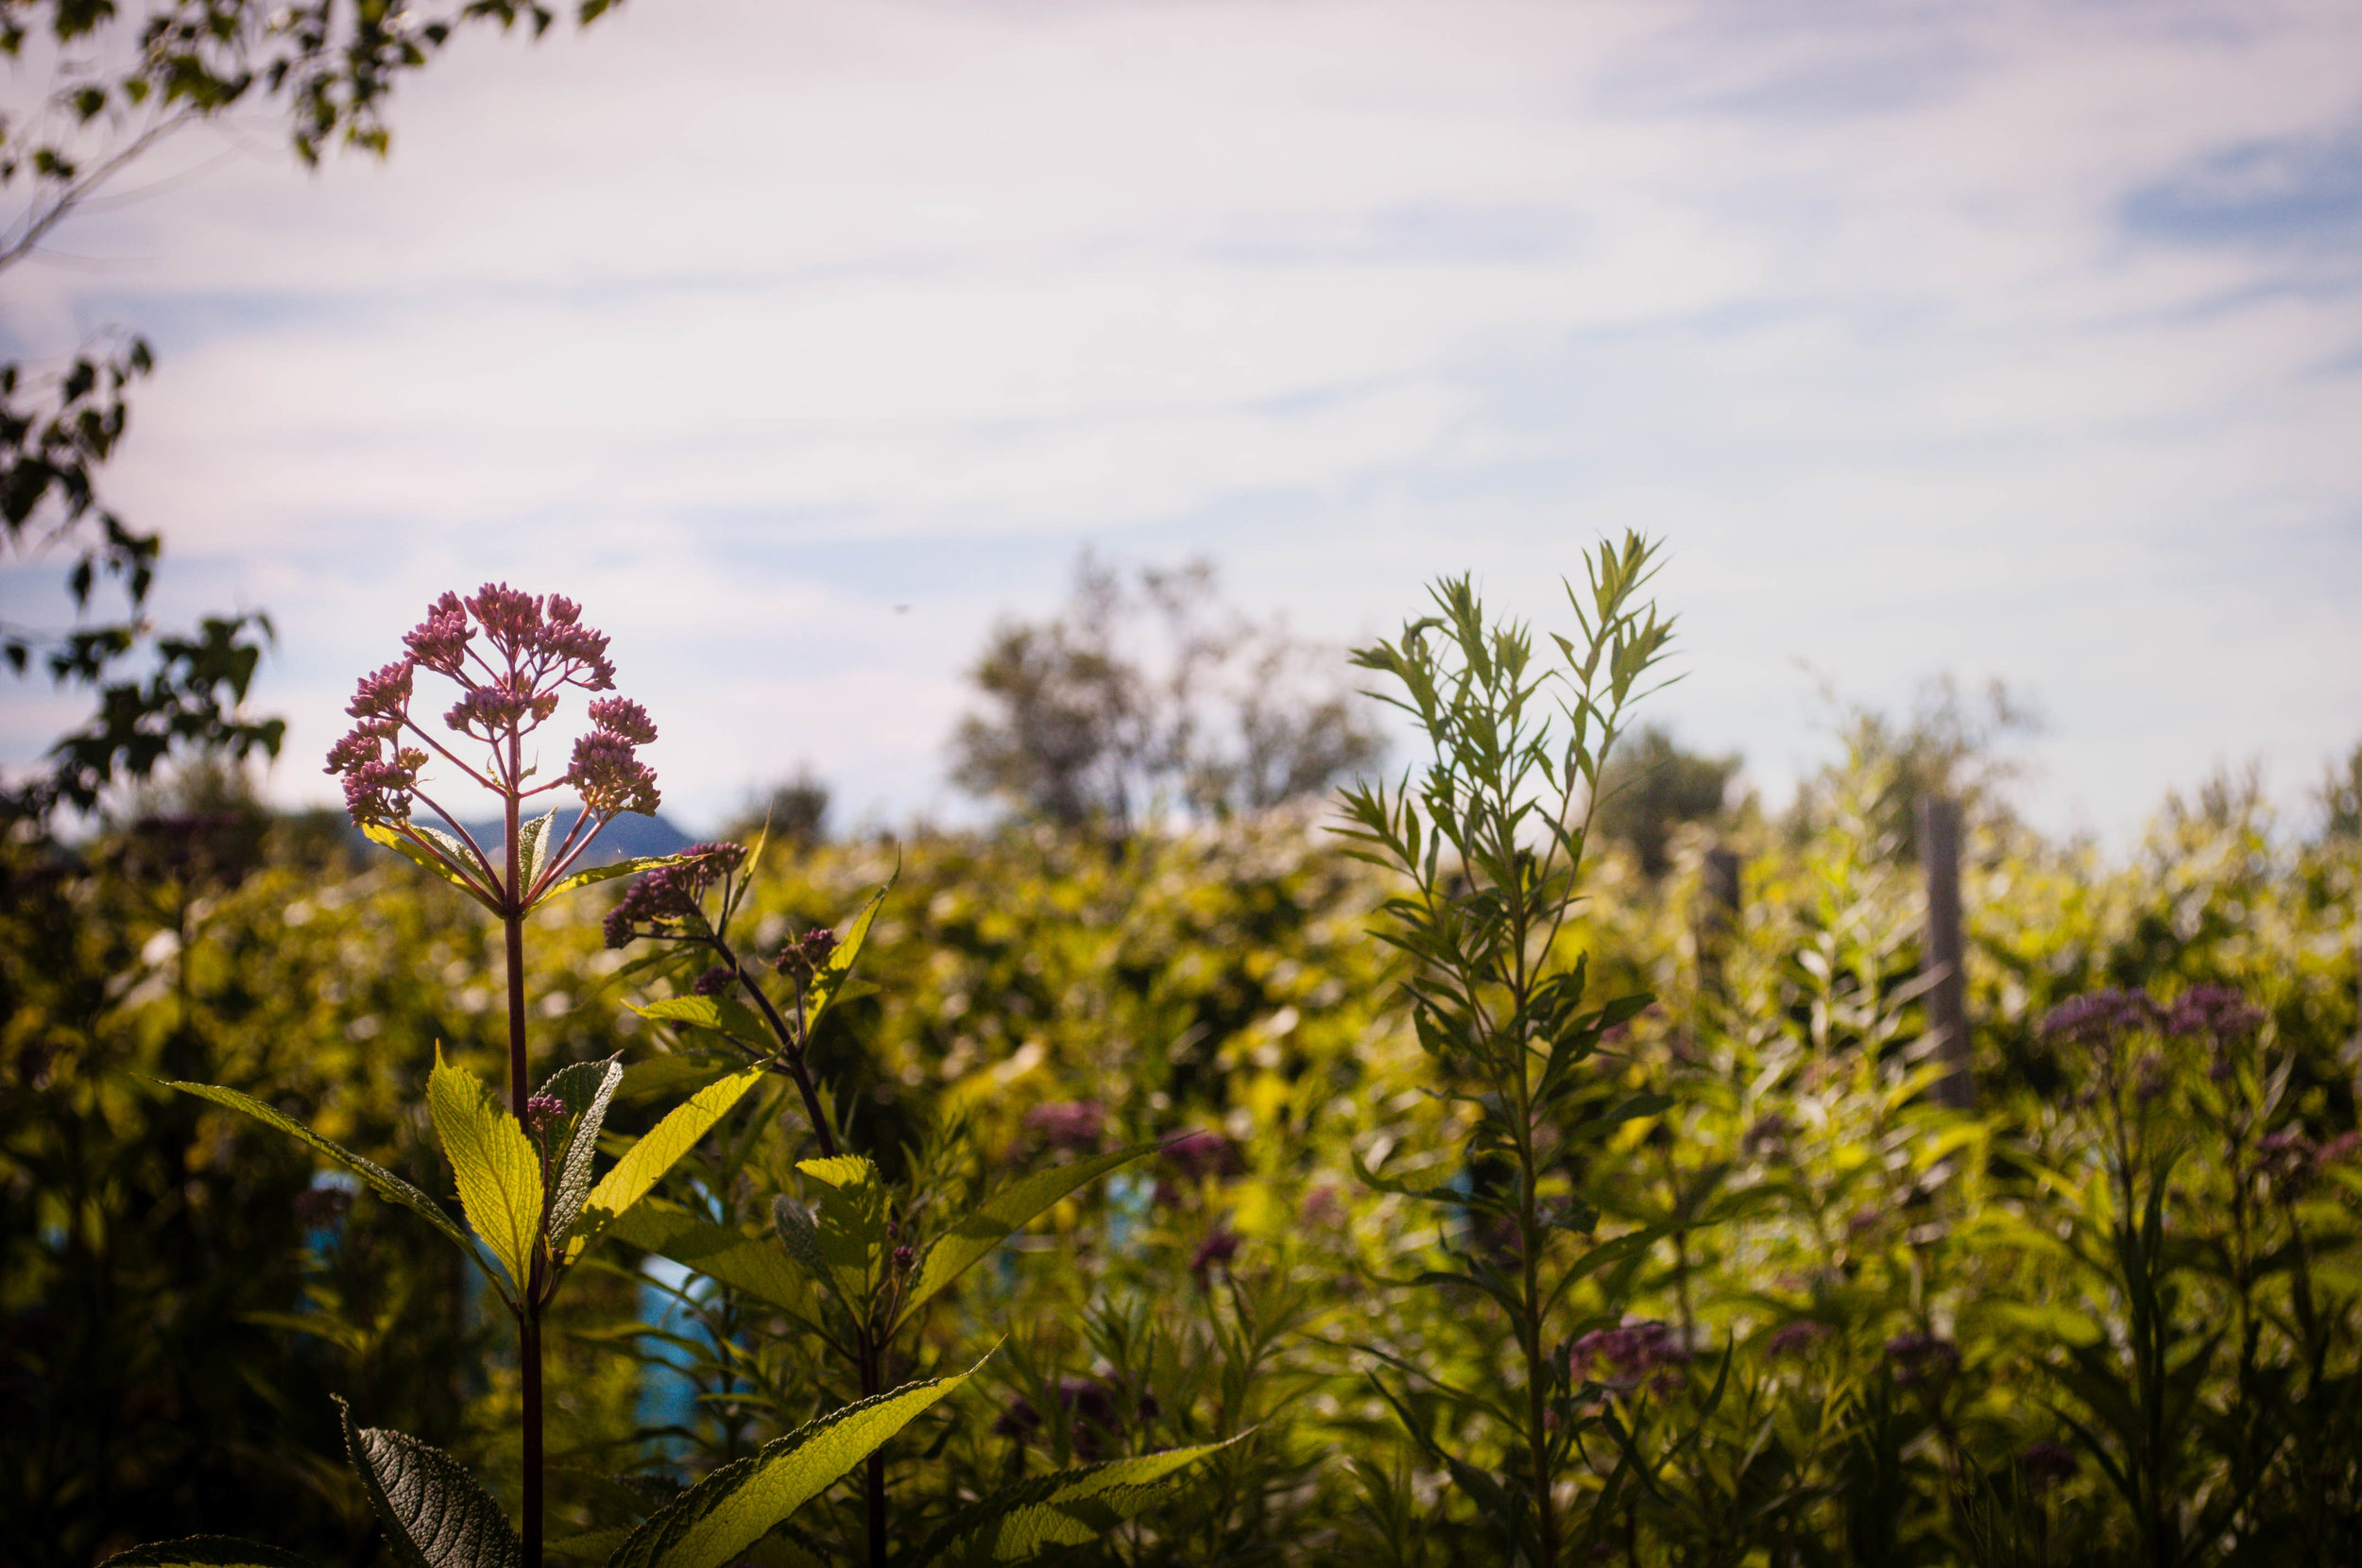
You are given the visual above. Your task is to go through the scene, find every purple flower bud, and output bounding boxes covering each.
[2020,1440,2079,1488]
[603,844,747,947]
[586,696,658,745]
[1883,1331,1960,1388]
[2317,1131,2361,1170]
[773,926,839,980]
[1025,1100,1107,1153]
[1161,1129,1243,1184]
[1190,1225,1241,1281]
[1569,1320,1691,1395]
[693,965,735,997]
[403,592,472,673]
[1765,1320,1832,1357]
[2040,989,2163,1048]
[524,1094,566,1133]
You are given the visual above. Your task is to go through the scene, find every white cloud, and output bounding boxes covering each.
[4,0,2358,838]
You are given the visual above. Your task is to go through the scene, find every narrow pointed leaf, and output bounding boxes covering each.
[612,1199,813,1316]
[539,1055,625,1243]
[630,993,770,1047]
[426,1049,544,1296]
[801,880,889,1036]
[339,1397,521,1568]
[99,1542,317,1568]
[608,1361,984,1568]
[362,821,495,904]
[544,850,696,900]
[896,1143,1153,1332]
[165,1082,480,1276]
[916,1439,1238,1564]
[564,1064,766,1261]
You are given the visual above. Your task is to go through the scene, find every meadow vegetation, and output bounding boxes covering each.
[4,548,2359,1568]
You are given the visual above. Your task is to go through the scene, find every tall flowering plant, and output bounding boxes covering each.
[107,588,984,1568]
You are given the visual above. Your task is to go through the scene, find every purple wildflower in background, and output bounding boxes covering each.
[1161,1128,1243,1184]
[693,965,736,997]
[1766,1321,1832,1357]
[1025,1100,1107,1153]
[2020,1440,2080,1489]
[2317,1131,2361,1169]
[1190,1225,1241,1282]
[992,1376,1154,1464]
[1884,1331,1960,1388]
[2165,984,2265,1041]
[2039,989,2162,1048]
[1568,1320,1690,1395]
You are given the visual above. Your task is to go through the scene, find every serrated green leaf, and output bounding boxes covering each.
[338,1397,521,1568]
[564,1064,766,1262]
[165,1081,481,1280]
[545,850,697,901]
[772,1194,830,1292]
[539,1055,624,1244]
[895,1143,1152,1333]
[98,1540,318,1568]
[796,1154,889,1315]
[611,1199,813,1316]
[608,1361,984,1568]
[916,1439,1237,1564]
[518,807,560,894]
[362,821,497,905]
[425,1049,544,1296]
[802,881,889,1036]
[616,1056,733,1103]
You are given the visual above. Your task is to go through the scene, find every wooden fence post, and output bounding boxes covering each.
[1917,797,1976,1111]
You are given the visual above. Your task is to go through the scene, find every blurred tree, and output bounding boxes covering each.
[1,0,624,821]
[730,768,831,847]
[1591,724,1740,877]
[950,554,1382,831]
[2319,741,2362,842]
[1789,674,2042,858]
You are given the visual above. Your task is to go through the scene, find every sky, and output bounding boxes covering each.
[4,0,2359,841]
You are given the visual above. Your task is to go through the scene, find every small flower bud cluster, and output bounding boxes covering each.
[693,964,737,997]
[523,1094,567,1134]
[1024,1100,1107,1153]
[601,842,748,948]
[1567,1320,1690,1392]
[1764,1320,1832,1357]
[773,927,840,981]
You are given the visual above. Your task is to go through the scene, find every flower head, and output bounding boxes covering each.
[773,926,841,981]
[523,1095,567,1134]
[2040,989,2163,1048]
[1568,1320,1690,1396]
[1765,1320,1832,1358]
[2165,984,2265,1042]
[602,843,748,948]
[1161,1128,1243,1184]
[2020,1440,2080,1489]
[1025,1100,1107,1153]
[1884,1331,1960,1388]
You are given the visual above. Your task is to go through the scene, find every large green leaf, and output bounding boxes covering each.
[610,1199,813,1316]
[165,1081,479,1273]
[916,1440,1234,1564]
[362,821,495,906]
[608,1362,984,1568]
[801,880,888,1036]
[794,1154,890,1318]
[426,1049,544,1297]
[99,1541,317,1568]
[338,1397,521,1568]
[895,1143,1153,1333]
[544,850,697,901]
[539,1055,625,1243]
[563,1063,766,1262]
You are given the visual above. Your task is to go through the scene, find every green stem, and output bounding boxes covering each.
[502,771,543,1568]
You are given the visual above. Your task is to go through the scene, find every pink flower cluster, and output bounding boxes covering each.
[324,585,659,830]
[1567,1320,1690,1395]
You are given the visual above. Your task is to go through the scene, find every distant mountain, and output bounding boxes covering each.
[455,810,697,867]
[348,810,697,870]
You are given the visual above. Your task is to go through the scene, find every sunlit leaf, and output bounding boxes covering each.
[362,821,494,905]
[563,1064,766,1262]
[425,1049,543,1296]
[542,850,697,901]
[608,1360,984,1568]
[611,1199,813,1316]
[916,1439,1237,1564]
[895,1143,1152,1332]
[539,1054,624,1244]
